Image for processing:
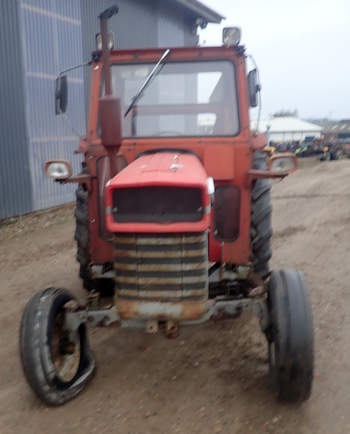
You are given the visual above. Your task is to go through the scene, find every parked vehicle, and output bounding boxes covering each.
[295,143,311,157]
[320,143,344,161]
[343,143,350,158]
[19,6,314,406]
[263,144,276,156]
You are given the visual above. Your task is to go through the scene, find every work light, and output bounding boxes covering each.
[222,27,241,47]
[96,32,114,50]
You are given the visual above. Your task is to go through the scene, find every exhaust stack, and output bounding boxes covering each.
[98,5,122,177]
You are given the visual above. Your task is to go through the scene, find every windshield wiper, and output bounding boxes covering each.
[124,48,170,117]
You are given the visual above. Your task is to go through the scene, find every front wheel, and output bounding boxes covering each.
[267,269,314,403]
[333,150,344,160]
[19,288,95,406]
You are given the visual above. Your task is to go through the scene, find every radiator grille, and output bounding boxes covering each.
[112,187,203,223]
[114,233,208,301]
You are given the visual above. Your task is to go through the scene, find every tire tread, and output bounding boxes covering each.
[251,150,272,277]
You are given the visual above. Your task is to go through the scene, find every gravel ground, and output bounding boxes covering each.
[1,157,350,434]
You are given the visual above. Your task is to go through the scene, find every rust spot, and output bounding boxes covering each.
[63,300,80,312]
[113,232,209,320]
[116,299,209,321]
[165,320,179,339]
[248,286,265,297]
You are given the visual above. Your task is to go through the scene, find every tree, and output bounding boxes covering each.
[273,109,298,118]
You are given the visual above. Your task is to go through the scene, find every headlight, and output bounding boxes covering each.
[44,160,72,180]
[222,27,241,47]
[207,177,215,196]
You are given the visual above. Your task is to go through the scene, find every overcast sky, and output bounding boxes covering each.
[199,0,350,120]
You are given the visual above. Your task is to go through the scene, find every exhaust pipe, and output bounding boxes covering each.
[98,5,122,177]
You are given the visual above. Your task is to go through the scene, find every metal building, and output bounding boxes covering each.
[257,117,322,143]
[0,0,222,219]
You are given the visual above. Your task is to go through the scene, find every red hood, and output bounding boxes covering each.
[105,152,210,233]
[107,152,208,189]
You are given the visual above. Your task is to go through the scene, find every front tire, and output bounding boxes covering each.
[19,287,95,406]
[267,270,314,403]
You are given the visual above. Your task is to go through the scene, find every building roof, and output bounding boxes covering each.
[172,0,225,24]
[257,117,323,133]
[323,119,350,133]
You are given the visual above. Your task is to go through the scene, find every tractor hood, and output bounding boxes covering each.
[105,152,211,233]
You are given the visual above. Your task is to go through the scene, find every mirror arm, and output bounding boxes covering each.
[58,60,92,78]
[59,174,92,192]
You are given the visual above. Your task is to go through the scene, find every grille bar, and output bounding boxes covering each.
[114,269,207,278]
[114,235,205,244]
[114,255,206,265]
[118,289,205,300]
[115,242,206,252]
[115,249,206,258]
[114,262,205,271]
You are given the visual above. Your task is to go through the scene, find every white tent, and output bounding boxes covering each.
[253,117,322,143]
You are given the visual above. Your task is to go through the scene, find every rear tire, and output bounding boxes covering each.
[267,269,314,403]
[19,287,95,406]
[74,183,92,289]
[74,179,114,294]
[251,151,272,277]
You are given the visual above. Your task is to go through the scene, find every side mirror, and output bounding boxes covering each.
[268,153,298,175]
[247,69,260,108]
[55,75,68,115]
[99,95,122,149]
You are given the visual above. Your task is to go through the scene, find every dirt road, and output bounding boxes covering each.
[1,158,350,434]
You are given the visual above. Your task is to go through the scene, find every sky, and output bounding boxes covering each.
[199,0,350,120]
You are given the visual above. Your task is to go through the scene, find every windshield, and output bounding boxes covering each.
[110,60,239,138]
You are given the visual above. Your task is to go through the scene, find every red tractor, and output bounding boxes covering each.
[20,6,314,406]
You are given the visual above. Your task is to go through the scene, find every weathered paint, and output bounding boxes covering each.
[114,232,209,320]
[117,299,210,321]
[106,152,211,233]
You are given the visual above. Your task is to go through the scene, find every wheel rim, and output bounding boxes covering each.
[51,312,81,383]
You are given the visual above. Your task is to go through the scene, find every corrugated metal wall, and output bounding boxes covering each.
[0,0,199,219]
[158,0,186,46]
[80,0,198,119]
[19,0,85,211]
[0,0,32,219]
